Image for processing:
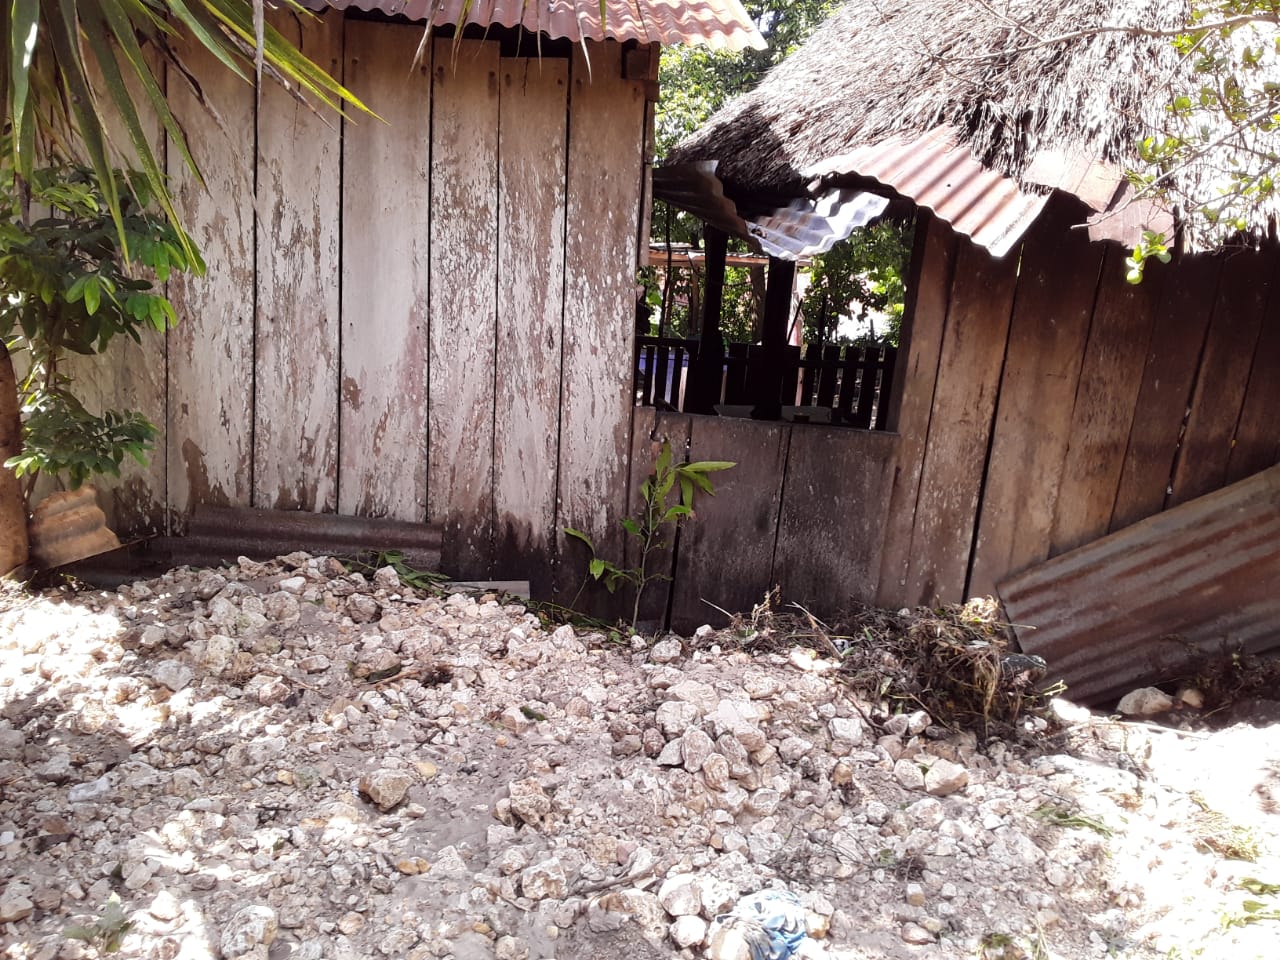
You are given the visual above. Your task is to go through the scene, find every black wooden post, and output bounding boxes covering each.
[752,256,796,420]
[686,226,728,414]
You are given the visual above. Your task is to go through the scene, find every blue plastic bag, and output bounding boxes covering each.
[715,889,810,960]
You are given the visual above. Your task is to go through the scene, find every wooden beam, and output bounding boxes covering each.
[751,257,796,419]
[686,227,727,414]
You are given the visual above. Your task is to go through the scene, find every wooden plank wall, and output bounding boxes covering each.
[634,412,897,633]
[82,14,650,592]
[877,203,1280,610]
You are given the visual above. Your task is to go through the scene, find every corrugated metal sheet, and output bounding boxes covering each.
[168,505,444,571]
[311,0,765,50]
[999,463,1280,706]
[653,161,889,260]
[803,128,1048,259]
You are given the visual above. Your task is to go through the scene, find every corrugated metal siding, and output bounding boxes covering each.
[999,463,1280,706]
[313,0,764,49]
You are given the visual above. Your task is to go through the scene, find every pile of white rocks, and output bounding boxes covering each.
[1,555,1277,960]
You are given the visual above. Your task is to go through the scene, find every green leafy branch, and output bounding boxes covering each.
[565,439,733,631]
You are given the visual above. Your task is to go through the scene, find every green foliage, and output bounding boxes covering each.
[800,221,914,345]
[565,439,733,630]
[64,893,133,954]
[6,390,156,489]
[1124,229,1175,283]
[0,160,198,497]
[1125,2,1280,272]
[656,0,843,157]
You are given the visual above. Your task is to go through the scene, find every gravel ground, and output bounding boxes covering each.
[0,553,1277,960]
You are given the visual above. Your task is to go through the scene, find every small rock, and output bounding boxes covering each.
[778,736,814,763]
[656,738,684,767]
[657,873,701,917]
[256,677,291,706]
[1176,686,1205,709]
[1116,686,1174,717]
[507,779,552,826]
[1049,697,1091,725]
[396,857,431,876]
[905,883,926,906]
[494,935,529,960]
[893,759,926,791]
[706,921,753,960]
[0,890,34,923]
[358,769,414,812]
[152,660,193,692]
[924,758,969,797]
[702,753,731,791]
[670,915,708,948]
[35,753,73,784]
[681,729,716,773]
[667,679,718,715]
[220,905,278,958]
[901,922,935,945]
[68,773,113,803]
[655,700,701,738]
[148,891,183,922]
[277,576,307,594]
[650,638,683,663]
[520,859,567,901]
[828,717,863,744]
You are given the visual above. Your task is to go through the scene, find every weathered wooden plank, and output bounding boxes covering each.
[773,425,898,609]
[968,203,1106,597]
[901,238,1019,605]
[64,54,168,532]
[1227,253,1280,483]
[1109,254,1221,531]
[427,39,501,578]
[338,22,431,520]
[1048,245,1160,555]
[1002,463,1280,706]
[493,56,568,597]
[165,37,256,521]
[875,214,956,608]
[254,9,341,513]
[554,41,647,604]
[1169,251,1274,505]
[670,414,788,630]
[622,408,692,628]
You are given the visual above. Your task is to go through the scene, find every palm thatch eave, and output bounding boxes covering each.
[665,0,1280,249]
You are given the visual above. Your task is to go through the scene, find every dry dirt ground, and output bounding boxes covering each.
[0,554,1278,960]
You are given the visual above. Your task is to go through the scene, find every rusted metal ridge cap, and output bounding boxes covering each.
[653,161,889,261]
[804,129,1049,259]
[313,0,766,50]
[804,128,1177,256]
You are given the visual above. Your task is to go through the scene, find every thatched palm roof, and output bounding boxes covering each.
[664,0,1279,249]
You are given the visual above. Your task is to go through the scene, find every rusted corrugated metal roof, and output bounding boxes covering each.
[653,161,889,261]
[803,129,1049,259]
[313,0,765,50]
[999,463,1280,706]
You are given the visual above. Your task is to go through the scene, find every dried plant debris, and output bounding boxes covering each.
[703,594,1054,740]
[1162,642,1280,722]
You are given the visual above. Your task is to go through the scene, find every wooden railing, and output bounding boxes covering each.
[635,336,898,429]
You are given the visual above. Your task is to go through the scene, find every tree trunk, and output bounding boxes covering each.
[0,342,30,574]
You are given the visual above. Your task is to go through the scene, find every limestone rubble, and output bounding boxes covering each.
[1,554,1278,959]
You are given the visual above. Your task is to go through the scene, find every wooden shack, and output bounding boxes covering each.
[74,0,762,598]
[648,0,1280,628]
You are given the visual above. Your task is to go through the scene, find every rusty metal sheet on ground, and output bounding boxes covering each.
[999,463,1280,706]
